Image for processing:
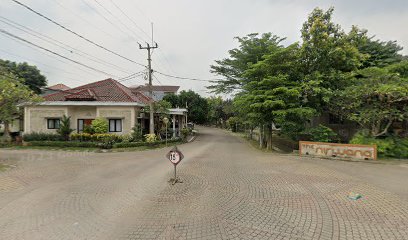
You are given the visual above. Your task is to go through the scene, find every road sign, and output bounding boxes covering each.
[166,146,184,165]
[166,146,184,184]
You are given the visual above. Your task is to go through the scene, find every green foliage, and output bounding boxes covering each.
[209,7,408,149]
[303,124,338,142]
[83,125,95,134]
[91,118,108,134]
[208,33,286,94]
[70,133,92,142]
[180,128,191,140]
[144,133,157,143]
[27,141,99,148]
[131,123,143,142]
[163,90,209,124]
[23,132,63,142]
[113,138,181,148]
[350,132,408,158]
[332,66,408,137]
[70,133,123,143]
[0,71,42,141]
[226,117,241,132]
[0,59,47,94]
[56,115,74,141]
[207,97,234,127]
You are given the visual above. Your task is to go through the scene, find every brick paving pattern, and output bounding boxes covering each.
[0,127,407,239]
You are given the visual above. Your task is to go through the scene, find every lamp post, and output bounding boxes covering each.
[163,117,169,146]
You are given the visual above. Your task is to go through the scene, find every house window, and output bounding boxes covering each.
[78,119,94,132]
[109,119,122,132]
[47,119,60,129]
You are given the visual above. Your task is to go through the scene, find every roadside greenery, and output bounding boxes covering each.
[208,7,408,156]
[0,71,42,142]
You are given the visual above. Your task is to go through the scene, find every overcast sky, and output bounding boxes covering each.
[1,0,407,96]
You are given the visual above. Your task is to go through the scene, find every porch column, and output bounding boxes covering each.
[172,114,176,138]
[178,115,181,136]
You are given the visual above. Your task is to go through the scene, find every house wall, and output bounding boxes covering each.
[24,106,68,134]
[24,105,140,135]
[68,106,97,132]
[96,106,138,134]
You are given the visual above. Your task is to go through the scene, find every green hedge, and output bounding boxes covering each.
[27,141,100,148]
[26,138,183,149]
[23,132,63,142]
[113,138,182,148]
[350,133,408,158]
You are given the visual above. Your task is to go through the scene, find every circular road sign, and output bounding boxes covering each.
[166,146,184,165]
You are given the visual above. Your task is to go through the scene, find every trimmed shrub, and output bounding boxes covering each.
[91,118,108,134]
[70,133,92,142]
[350,132,408,158]
[27,141,99,148]
[113,138,182,148]
[23,132,63,142]
[303,124,338,143]
[144,134,157,143]
[180,128,191,140]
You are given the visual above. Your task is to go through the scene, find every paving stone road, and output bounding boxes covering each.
[0,127,407,240]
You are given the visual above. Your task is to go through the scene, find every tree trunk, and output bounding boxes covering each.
[1,121,12,143]
[266,124,272,151]
[259,125,263,148]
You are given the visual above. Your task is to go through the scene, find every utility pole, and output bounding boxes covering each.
[139,42,158,134]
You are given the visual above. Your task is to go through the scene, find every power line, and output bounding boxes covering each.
[109,0,151,42]
[0,28,116,77]
[154,70,223,82]
[11,0,146,68]
[0,16,133,75]
[0,48,90,84]
[49,0,117,39]
[0,32,101,78]
[92,0,145,42]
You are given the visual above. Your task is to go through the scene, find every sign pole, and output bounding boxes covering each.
[174,164,177,181]
[166,146,184,185]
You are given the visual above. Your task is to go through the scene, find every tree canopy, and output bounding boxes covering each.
[0,59,47,94]
[0,71,42,141]
[208,7,408,147]
[163,90,209,124]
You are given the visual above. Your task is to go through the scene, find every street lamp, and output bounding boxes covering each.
[163,117,169,146]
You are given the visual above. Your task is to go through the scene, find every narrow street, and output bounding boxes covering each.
[0,127,407,239]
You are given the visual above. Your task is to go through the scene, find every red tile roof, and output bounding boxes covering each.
[130,85,180,93]
[43,78,152,104]
[47,83,71,91]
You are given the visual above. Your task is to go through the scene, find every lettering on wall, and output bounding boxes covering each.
[299,141,377,160]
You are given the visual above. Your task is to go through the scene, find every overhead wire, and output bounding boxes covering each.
[0,48,90,84]
[154,70,223,82]
[92,0,145,42]
[0,28,117,77]
[11,0,147,68]
[0,32,101,78]
[0,16,134,75]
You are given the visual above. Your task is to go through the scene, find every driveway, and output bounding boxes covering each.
[0,127,407,240]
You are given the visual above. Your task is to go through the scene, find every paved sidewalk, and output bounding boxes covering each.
[0,127,407,239]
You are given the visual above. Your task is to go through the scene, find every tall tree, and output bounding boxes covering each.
[0,60,47,94]
[331,66,408,137]
[164,90,209,124]
[208,33,286,94]
[0,72,42,142]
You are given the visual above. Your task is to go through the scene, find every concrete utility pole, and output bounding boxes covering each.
[139,42,158,134]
